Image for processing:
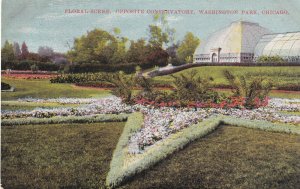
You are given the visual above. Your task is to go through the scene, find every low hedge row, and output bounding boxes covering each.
[1,114,129,126]
[106,112,144,188]
[2,60,60,71]
[68,62,155,74]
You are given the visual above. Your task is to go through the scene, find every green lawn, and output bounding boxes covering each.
[1,78,111,100]
[1,122,125,189]
[1,101,80,111]
[121,125,300,189]
[153,66,300,87]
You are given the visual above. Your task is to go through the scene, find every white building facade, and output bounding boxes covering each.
[194,21,300,63]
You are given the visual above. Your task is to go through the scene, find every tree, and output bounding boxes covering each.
[21,42,29,59]
[13,42,21,57]
[111,28,128,64]
[1,40,15,63]
[148,14,175,49]
[38,46,54,58]
[126,39,150,64]
[67,28,123,64]
[177,32,200,63]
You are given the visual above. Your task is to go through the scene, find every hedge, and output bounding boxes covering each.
[1,113,130,126]
[1,60,60,71]
[106,112,144,188]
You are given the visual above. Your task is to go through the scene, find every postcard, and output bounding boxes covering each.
[1,0,300,188]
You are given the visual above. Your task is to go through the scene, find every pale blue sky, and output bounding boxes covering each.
[2,0,300,53]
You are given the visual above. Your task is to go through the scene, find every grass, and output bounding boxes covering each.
[153,66,300,86]
[1,122,125,189]
[1,78,111,100]
[120,125,300,189]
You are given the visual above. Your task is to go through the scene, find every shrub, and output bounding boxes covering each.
[30,64,39,72]
[171,70,219,102]
[50,73,104,83]
[1,82,11,90]
[257,55,285,63]
[223,70,273,109]
[102,72,134,103]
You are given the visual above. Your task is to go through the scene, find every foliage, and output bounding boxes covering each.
[38,46,54,59]
[1,60,60,71]
[257,55,284,63]
[223,70,273,108]
[146,48,169,67]
[148,14,175,49]
[171,70,218,102]
[102,72,134,103]
[1,82,12,90]
[1,114,129,126]
[13,42,21,57]
[67,28,128,64]
[21,41,29,59]
[50,73,104,83]
[1,41,15,63]
[126,39,150,64]
[177,32,200,63]
[30,64,39,72]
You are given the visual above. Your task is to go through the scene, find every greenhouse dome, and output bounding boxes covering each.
[194,21,270,63]
[254,32,300,62]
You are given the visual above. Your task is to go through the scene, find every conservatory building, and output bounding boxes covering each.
[194,20,300,63]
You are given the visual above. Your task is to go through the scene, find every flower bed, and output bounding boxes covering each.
[2,96,299,154]
[2,73,58,79]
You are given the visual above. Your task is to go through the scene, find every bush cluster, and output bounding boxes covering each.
[1,60,60,71]
[104,70,273,109]
[1,82,11,90]
[50,73,104,83]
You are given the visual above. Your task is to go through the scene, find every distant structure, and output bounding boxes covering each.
[193,21,300,63]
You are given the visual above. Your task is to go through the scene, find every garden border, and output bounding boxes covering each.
[106,115,300,188]
[1,113,130,126]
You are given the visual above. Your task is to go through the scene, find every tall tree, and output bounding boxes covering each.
[148,14,176,49]
[1,40,15,62]
[13,42,21,57]
[111,28,128,64]
[21,42,29,59]
[126,38,150,63]
[67,29,119,64]
[177,32,200,63]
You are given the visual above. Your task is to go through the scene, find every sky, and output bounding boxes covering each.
[2,0,300,53]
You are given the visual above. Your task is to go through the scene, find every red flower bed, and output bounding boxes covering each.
[2,73,58,79]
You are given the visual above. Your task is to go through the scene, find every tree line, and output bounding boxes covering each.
[2,15,200,73]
